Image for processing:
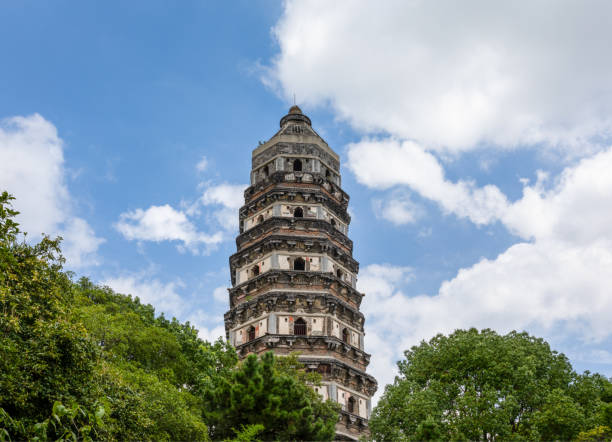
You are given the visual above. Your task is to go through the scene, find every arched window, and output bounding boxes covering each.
[347,396,355,413]
[263,165,269,177]
[248,326,256,341]
[336,268,343,280]
[294,257,306,271]
[294,206,304,218]
[294,318,307,336]
[293,159,302,172]
[257,215,264,224]
[251,265,260,278]
[342,328,349,344]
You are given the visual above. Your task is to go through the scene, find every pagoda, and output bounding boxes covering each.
[224,106,377,440]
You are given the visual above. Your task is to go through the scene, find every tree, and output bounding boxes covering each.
[202,351,339,441]
[370,328,612,441]
[0,192,100,439]
[1,192,338,441]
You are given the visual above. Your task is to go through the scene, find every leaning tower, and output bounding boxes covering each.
[224,106,377,440]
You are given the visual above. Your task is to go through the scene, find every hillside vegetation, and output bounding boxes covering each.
[0,192,338,441]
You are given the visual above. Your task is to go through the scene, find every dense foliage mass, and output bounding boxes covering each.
[0,192,338,441]
[370,328,612,441]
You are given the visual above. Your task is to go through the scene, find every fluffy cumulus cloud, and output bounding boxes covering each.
[115,182,246,254]
[103,272,226,342]
[266,0,612,387]
[349,139,509,225]
[0,114,104,268]
[269,0,612,152]
[360,149,612,399]
[115,204,223,254]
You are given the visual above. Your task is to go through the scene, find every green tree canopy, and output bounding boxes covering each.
[202,351,338,441]
[370,328,612,441]
[0,192,339,441]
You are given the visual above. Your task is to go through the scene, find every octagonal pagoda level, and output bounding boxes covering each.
[224,106,377,440]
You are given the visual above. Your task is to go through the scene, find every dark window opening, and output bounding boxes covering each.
[251,265,260,277]
[257,215,264,224]
[294,318,307,336]
[294,207,304,218]
[336,269,343,280]
[248,326,256,341]
[326,169,331,178]
[293,159,302,172]
[263,165,269,177]
[342,328,349,344]
[331,218,336,227]
[294,257,306,271]
[347,396,355,413]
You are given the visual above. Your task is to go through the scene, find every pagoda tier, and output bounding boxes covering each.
[224,106,377,440]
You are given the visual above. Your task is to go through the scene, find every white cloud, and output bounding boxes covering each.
[116,182,245,254]
[115,204,223,254]
[268,0,612,152]
[373,192,421,225]
[61,217,106,268]
[348,139,509,225]
[0,114,104,268]
[196,155,209,172]
[196,182,246,230]
[360,148,612,400]
[213,285,228,303]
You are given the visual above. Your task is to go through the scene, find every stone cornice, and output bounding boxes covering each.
[237,217,353,253]
[235,334,373,377]
[223,291,366,331]
[243,172,350,216]
[301,357,378,397]
[252,140,340,171]
[229,270,364,309]
[229,234,359,280]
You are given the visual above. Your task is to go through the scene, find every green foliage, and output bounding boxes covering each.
[203,351,338,441]
[0,193,338,441]
[370,328,612,441]
[576,425,612,441]
[0,191,99,434]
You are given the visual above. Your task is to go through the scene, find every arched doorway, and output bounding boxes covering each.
[342,328,349,344]
[247,326,256,341]
[251,265,260,278]
[294,318,306,336]
[293,257,306,271]
[294,206,304,218]
[293,159,302,171]
[347,396,356,413]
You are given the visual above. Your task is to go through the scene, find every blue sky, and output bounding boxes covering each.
[2,1,612,397]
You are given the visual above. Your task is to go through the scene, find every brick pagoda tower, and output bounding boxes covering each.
[224,106,377,440]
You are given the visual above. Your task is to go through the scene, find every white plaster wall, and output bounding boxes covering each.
[279,316,290,334]
[358,397,367,418]
[256,318,268,336]
[311,316,323,333]
[309,256,321,271]
[351,330,359,347]
[331,320,341,339]
[337,388,347,406]
[314,385,328,401]
[235,329,243,345]
[280,204,293,216]
[279,254,291,270]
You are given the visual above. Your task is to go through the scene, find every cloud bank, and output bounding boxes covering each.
[0,114,104,268]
